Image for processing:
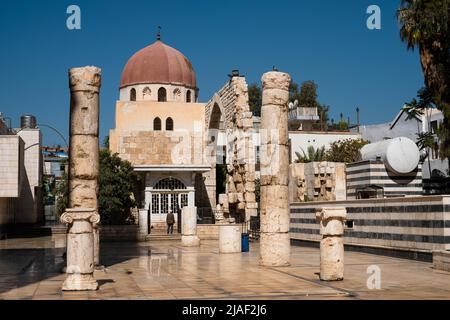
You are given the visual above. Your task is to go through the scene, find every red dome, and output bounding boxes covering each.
[120,40,197,89]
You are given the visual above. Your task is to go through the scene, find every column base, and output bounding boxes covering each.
[181,235,200,247]
[62,274,98,291]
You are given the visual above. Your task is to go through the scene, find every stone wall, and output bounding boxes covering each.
[291,195,450,252]
[0,135,22,198]
[99,225,140,242]
[16,129,43,224]
[346,160,423,199]
[115,131,203,166]
[289,162,346,203]
[197,224,220,240]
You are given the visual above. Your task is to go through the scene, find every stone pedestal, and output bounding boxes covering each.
[259,71,291,267]
[219,225,241,253]
[181,207,200,247]
[139,209,149,241]
[61,208,99,291]
[316,207,347,281]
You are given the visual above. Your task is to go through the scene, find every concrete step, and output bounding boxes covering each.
[145,234,181,241]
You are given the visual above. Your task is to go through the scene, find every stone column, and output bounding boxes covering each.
[316,207,347,281]
[139,209,149,241]
[61,208,99,291]
[219,225,241,253]
[181,206,200,247]
[61,66,101,291]
[259,71,291,267]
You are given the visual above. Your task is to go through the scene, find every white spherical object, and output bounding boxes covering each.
[361,137,420,174]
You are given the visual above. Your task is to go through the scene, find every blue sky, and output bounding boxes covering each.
[0,0,424,146]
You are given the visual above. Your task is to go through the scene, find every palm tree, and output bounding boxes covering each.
[295,146,326,163]
[398,0,450,172]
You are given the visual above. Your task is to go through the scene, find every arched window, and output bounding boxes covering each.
[186,90,192,103]
[153,117,162,131]
[130,88,136,101]
[166,117,174,131]
[158,87,167,102]
[154,178,186,190]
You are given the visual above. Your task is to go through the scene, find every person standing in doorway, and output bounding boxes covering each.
[166,210,175,235]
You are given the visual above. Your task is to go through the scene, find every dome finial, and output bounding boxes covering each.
[157,26,161,41]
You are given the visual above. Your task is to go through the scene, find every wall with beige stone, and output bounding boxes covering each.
[289,162,346,203]
[110,101,205,166]
[0,135,23,198]
[15,129,42,224]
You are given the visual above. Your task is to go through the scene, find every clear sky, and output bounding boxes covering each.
[0,0,424,146]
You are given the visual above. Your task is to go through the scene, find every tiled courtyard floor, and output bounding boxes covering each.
[1,235,450,300]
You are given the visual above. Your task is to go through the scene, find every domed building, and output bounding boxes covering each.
[110,35,257,236]
[110,37,211,233]
[119,39,198,103]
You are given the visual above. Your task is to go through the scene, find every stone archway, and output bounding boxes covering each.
[202,76,258,223]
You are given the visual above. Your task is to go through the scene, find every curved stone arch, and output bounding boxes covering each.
[206,93,226,131]
[201,76,257,221]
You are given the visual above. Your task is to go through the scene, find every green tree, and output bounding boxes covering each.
[54,150,138,224]
[289,81,302,104]
[398,0,450,162]
[99,149,138,225]
[325,139,370,163]
[297,80,319,109]
[248,83,262,116]
[103,135,110,149]
[295,146,326,163]
[404,86,438,174]
[55,172,69,216]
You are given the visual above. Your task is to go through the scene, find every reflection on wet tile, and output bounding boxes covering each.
[1,236,450,299]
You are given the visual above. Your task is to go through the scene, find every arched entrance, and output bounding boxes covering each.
[150,177,189,233]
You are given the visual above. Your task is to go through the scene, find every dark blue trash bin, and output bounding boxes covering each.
[241,233,249,252]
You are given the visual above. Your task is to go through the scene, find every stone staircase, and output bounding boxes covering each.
[145,233,181,241]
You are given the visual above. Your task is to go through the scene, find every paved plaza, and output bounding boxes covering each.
[0,236,450,300]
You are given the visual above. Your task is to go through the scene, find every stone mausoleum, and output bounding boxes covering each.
[110,36,257,233]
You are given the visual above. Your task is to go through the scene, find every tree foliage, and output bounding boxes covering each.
[295,146,326,163]
[297,80,319,109]
[54,150,138,224]
[398,0,450,161]
[325,139,370,163]
[55,172,69,215]
[99,149,138,225]
[248,83,262,116]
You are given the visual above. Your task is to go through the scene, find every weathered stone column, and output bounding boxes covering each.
[181,206,200,247]
[316,207,347,281]
[61,66,101,291]
[259,71,291,267]
[219,225,241,253]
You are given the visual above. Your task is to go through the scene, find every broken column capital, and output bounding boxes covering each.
[60,208,100,227]
[261,71,291,91]
[316,207,347,236]
[69,66,102,93]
